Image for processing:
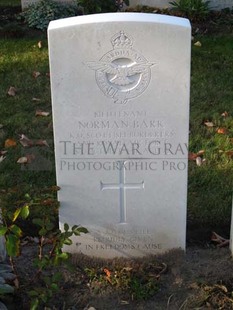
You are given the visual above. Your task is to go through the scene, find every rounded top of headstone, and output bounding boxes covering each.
[48,13,191,31]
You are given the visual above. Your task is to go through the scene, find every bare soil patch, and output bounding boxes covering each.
[11,243,233,309]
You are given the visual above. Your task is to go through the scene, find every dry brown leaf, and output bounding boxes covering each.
[7,86,16,96]
[204,121,214,128]
[35,110,50,117]
[35,139,49,147]
[46,185,61,192]
[33,71,41,78]
[38,41,42,48]
[221,111,228,117]
[5,138,17,148]
[188,152,197,161]
[32,97,41,102]
[225,150,233,158]
[19,134,34,147]
[189,151,205,161]
[194,41,202,47]
[103,268,111,278]
[211,231,229,247]
[216,127,228,134]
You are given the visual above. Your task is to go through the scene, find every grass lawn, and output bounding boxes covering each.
[189,36,233,228]
[0,15,233,237]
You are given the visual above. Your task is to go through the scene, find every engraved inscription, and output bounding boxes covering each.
[86,31,155,104]
[100,161,144,223]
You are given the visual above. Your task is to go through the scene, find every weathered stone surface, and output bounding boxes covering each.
[49,13,191,258]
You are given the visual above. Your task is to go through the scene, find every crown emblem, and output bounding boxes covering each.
[111,31,133,49]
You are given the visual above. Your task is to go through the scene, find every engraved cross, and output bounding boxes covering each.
[100,161,144,224]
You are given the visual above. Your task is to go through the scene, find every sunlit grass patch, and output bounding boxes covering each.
[0,33,233,231]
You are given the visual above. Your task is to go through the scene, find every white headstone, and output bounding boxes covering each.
[48,13,191,258]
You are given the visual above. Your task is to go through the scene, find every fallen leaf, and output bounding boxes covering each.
[196,156,202,166]
[17,157,28,164]
[33,71,41,78]
[52,186,61,191]
[122,267,133,272]
[188,152,197,161]
[7,86,16,96]
[0,151,7,156]
[35,110,50,117]
[194,41,202,47]
[221,111,228,117]
[0,155,6,163]
[19,134,34,147]
[35,139,49,147]
[103,268,111,278]
[204,121,214,128]
[32,97,41,101]
[103,268,112,284]
[120,301,129,305]
[189,150,205,161]
[211,231,229,247]
[38,41,42,48]
[0,124,3,129]
[17,154,35,164]
[42,199,55,206]
[5,138,17,148]
[225,150,233,158]
[229,138,233,144]
[214,284,228,293]
[46,72,50,78]
[216,127,228,134]
[197,149,205,156]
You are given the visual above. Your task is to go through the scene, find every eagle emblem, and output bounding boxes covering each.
[86,61,154,87]
[85,31,155,104]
